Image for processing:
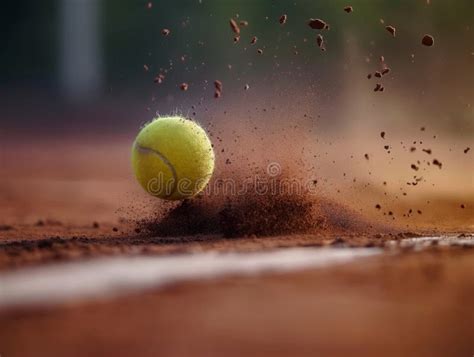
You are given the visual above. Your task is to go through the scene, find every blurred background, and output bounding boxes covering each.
[0,0,472,228]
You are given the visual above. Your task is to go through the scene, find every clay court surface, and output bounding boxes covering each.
[0,139,473,357]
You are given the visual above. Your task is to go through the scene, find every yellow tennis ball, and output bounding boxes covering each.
[131,116,215,200]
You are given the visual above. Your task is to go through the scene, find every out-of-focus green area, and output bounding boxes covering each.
[2,0,472,85]
[0,0,472,136]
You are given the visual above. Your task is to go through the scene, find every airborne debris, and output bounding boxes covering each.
[380,131,386,139]
[279,14,287,25]
[422,34,434,46]
[257,48,263,54]
[229,18,240,35]
[464,147,471,154]
[432,159,442,168]
[343,6,353,13]
[385,25,396,37]
[161,28,170,36]
[179,83,189,91]
[250,36,258,45]
[316,34,326,51]
[153,73,165,84]
[214,80,223,98]
[374,83,384,92]
[308,18,329,30]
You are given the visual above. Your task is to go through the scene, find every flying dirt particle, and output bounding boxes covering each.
[179,83,189,91]
[239,20,248,27]
[308,18,329,30]
[364,153,369,160]
[460,204,465,209]
[367,73,372,79]
[143,64,149,72]
[161,28,171,36]
[112,227,118,232]
[410,147,416,152]
[374,71,382,78]
[257,48,263,54]
[343,6,353,13]
[244,84,250,90]
[374,83,383,92]
[92,222,99,228]
[380,55,385,62]
[422,34,434,46]
[464,147,471,153]
[385,25,396,37]
[422,148,432,154]
[250,36,257,44]
[154,73,165,84]
[432,159,442,168]
[411,164,419,171]
[35,220,45,227]
[316,34,326,51]
[214,80,222,92]
[214,80,223,98]
[417,210,422,215]
[380,131,386,139]
[147,2,152,9]
[375,204,381,209]
[233,36,240,43]
[388,211,393,216]
[279,14,287,25]
[384,145,389,150]
[420,127,426,131]
[225,158,231,164]
[381,68,391,75]
[229,18,240,35]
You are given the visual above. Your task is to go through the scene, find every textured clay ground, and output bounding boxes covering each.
[0,247,473,357]
[0,138,472,357]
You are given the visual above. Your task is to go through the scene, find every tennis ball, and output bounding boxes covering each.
[131,116,215,200]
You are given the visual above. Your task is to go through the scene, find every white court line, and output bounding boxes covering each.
[0,248,380,309]
[389,235,474,250]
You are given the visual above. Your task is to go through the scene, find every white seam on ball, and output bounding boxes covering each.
[134,143,178,197]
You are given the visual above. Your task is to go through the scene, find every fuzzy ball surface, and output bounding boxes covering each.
[131,116,215,200]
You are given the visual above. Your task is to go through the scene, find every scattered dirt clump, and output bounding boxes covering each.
[308,18,329,30]
[343,6,353,13]
[422,34,434,46]
[385,25,396,37]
